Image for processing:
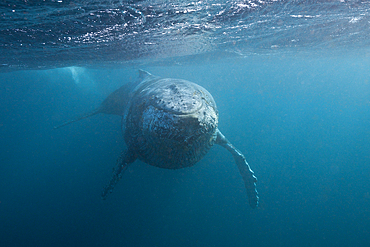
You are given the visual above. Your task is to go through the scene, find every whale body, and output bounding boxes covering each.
[56,70,259,208]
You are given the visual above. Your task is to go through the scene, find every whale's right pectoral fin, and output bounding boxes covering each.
[101,148,137,200]
[215,129,259,208]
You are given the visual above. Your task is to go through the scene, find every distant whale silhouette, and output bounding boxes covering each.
[55,70,259,208]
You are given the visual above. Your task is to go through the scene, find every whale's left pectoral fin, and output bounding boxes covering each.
[54,81,134,129]
[215,129,259,208]
[101,148,137,200]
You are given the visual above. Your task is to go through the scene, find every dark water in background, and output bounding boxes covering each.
[1,57,370,247]
[1,1,370,247]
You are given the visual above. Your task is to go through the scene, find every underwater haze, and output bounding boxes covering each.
[1,1,370,247]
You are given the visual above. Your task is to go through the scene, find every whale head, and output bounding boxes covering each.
[124,78,218,169]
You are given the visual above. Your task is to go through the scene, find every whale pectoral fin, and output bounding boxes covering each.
[53,109,101,129]
[215,129,259,208]
[101,148,137,200]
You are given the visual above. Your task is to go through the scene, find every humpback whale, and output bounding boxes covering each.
[55,70,259,208]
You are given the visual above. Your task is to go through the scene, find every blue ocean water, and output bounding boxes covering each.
[1,1,370,247]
